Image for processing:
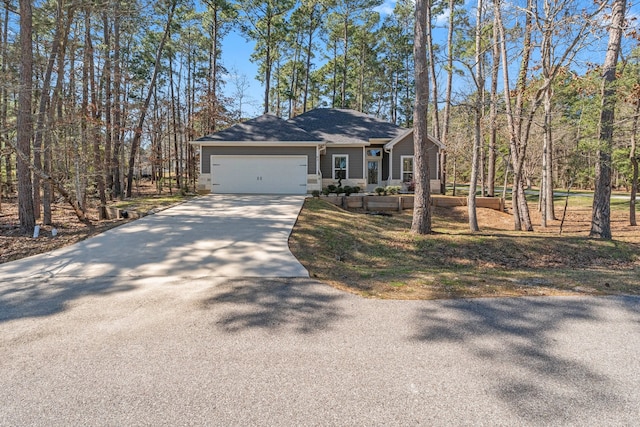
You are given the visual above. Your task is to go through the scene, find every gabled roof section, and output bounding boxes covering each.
[384,129,446,150]
[289,108,408,145]
[195,113,322,143]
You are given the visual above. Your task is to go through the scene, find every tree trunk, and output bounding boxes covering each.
[411,0,432,235]
[211,2,219,131]
[42,15,72,224]
[126,0,177,198]
[332,40,337,108]
[10,136,88,223]
[103,11,113,198]
[440,0,456,195]
[1,3,12,195]
[112,6,123,198]
[86,8,107,219]
[32,0,67,221]
[487,11,499,198]
[341,16,348,108]
[426,3,440,139]
[541,84,555,226]
[264,12,272,114]
[45,6,73,224]
[111,5,126,197]
[468,0,483,232]
[590,0,626,239]
[17,0,35,233]
[169,51,181,189]
[540,0,554,227]
[288,29,302,117]
[630,98,639,226]
[33,0,62,222]
[303,7,316,113]
[495,0,534,231]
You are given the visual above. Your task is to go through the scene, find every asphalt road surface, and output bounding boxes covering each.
[1,275,639,426]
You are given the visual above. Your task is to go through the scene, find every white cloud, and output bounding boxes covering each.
[374,0,396,16]
[435,7,450,27]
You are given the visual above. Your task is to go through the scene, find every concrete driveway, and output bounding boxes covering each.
[0,195,308,282]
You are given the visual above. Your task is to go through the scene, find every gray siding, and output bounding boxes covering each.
[201,146,316,174]
[321,146,364,179]
[391,134,439,180]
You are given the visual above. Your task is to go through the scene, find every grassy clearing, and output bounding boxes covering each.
[450,185,637,211]
[289,198,640,300]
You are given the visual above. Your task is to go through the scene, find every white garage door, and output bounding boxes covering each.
[211,155,308,194]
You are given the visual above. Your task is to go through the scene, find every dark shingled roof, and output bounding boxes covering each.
[195,113,322,142]
[289,108,409,144]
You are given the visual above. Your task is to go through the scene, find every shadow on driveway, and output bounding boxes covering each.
[410,296,640,423]
[0,195,308,281]
[201,278,349,335]
[0,195,308,324]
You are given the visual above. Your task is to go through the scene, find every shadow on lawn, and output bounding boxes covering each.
[201,278,349,335]
[411,296,640,423]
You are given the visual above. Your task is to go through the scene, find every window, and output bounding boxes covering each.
[401,156,414,182]
[367,149,382,157]
[332,154,348,180]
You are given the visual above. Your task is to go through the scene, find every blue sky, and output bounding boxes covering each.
[220,0,640,118]
[220,1,402,117]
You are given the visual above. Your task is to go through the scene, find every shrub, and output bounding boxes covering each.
[385,185,401,195]
[321,187,330,196]
[311,190,320,198]
[352,186,361,194]
[327,184,337,193]
[336,186,346,194]
[374,186,386,195]
[343,186,353,196]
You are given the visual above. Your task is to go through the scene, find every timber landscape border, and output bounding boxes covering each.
[318,195,505,212]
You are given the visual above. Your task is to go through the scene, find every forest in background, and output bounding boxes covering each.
[0,0,638,235]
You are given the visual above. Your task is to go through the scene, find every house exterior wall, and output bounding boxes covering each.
[320,146,365,189]
[321,146,364,179]
[200,146,317,175]
[390,134,439,180]
[382,149,390,181]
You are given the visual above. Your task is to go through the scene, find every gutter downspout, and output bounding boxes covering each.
[384,146,393,186]
[317,144,324,185]
[363,146,366,187]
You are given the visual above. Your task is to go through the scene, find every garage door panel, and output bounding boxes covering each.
[211,155,307,194]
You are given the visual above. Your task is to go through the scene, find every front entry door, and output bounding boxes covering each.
[367,159,381,192]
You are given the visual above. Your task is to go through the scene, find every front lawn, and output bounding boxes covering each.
[288,198,640,299]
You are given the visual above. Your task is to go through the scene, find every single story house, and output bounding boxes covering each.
[191,108,445,195]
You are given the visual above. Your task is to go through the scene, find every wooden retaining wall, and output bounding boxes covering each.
[318,195,505,212]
